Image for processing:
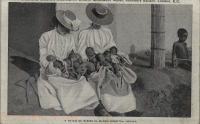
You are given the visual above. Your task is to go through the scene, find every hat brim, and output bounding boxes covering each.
[86,4,113,25]
[56,10,79,31]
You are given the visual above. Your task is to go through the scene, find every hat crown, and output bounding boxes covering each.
[95,5,107,16]
[64,10,76,21]
[86,3,113,25]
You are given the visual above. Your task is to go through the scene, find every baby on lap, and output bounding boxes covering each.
[46,50,83,80]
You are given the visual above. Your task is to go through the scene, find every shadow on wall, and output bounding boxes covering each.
[10,56,40,77]
[9,3,56,61]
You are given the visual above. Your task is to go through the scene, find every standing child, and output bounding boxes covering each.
[172,28,191,67]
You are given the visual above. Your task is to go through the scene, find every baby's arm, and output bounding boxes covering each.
[172,43,178,67]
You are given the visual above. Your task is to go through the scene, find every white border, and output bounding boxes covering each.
[1,0,199,124]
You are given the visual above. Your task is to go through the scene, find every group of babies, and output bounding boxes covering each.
[47,46,126,80]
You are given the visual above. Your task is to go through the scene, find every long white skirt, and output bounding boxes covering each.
[37,68,99,114]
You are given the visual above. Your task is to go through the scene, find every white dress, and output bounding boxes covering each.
[78,26,116,60]
[37,29,99,114]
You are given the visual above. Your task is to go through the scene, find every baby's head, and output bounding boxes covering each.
[86,47,95,57]
[53,60,66,72]
[96,53,105,62]
[103,51,111,63]
[75,53,83,64]
[110,46,118,55]
[68,50,77,61]
[86,62,96,74]
[73,60,80,70]
[177,28,188,42]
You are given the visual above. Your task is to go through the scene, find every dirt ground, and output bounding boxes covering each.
[8,48,191,117]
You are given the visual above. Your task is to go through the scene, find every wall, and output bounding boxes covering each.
[9,3,56,60]
[8,3,192,60]
[57,4,192,54]
[165,5,192,51]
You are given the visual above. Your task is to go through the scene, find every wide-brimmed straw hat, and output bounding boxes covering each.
[86,4,113,25]
[56,10,81,31]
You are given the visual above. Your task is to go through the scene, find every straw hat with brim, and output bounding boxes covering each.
[56,10,80,31]
[86,4,113,26]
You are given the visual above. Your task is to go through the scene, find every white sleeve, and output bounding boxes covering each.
[39,33,50,68]
[104,29,116,51]
[109,30,116,47]
[77,31,88,60]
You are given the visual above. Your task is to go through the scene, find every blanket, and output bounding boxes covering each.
[48,76,99,114]
[88,66,137,113]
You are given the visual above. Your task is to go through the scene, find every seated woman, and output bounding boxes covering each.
[78,4,143,116]
[37,10,99,114]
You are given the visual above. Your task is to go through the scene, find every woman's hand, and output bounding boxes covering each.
[46,55,56,62]
[45,65,54,75]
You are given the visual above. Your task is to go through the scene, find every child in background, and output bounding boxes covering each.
[172,28,191,67]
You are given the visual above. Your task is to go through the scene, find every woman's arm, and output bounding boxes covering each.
[77,31,88,60]
[39,33,51,68]
[104,28,116,51]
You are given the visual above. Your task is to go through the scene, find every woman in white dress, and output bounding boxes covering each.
[78,4,143,116]
[37,10,99,114]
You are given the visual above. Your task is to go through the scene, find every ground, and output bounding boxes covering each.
[8,48,191,117]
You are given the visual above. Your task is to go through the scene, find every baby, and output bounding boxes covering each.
[110,46,125,65]
[84,62,96,78]
[103,51,121,75]
[172,28,191,67]
[63,56,81,80]
[85,47,98,68]
[96,53,114,73]
[67,62,81,80]
[47,59,69,78]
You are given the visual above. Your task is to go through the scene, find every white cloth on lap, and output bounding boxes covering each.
[88,66,137,113]
[48,76,99,114]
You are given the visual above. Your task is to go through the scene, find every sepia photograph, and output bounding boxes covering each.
[1,1,199,123]
[7,2,193,117]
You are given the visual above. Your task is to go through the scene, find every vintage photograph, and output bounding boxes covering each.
[7,2,192,118]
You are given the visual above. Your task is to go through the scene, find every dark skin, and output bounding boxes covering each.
[92,23,101,29]
[85,62,96,77]
[172,32,189,67]
[104,51,120,75]
[110,47,125,65]
[53,60,66,73]
[86,47,95,59]
[103,51,112,63]
[86,47,99,69]
[96,53,114,72]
